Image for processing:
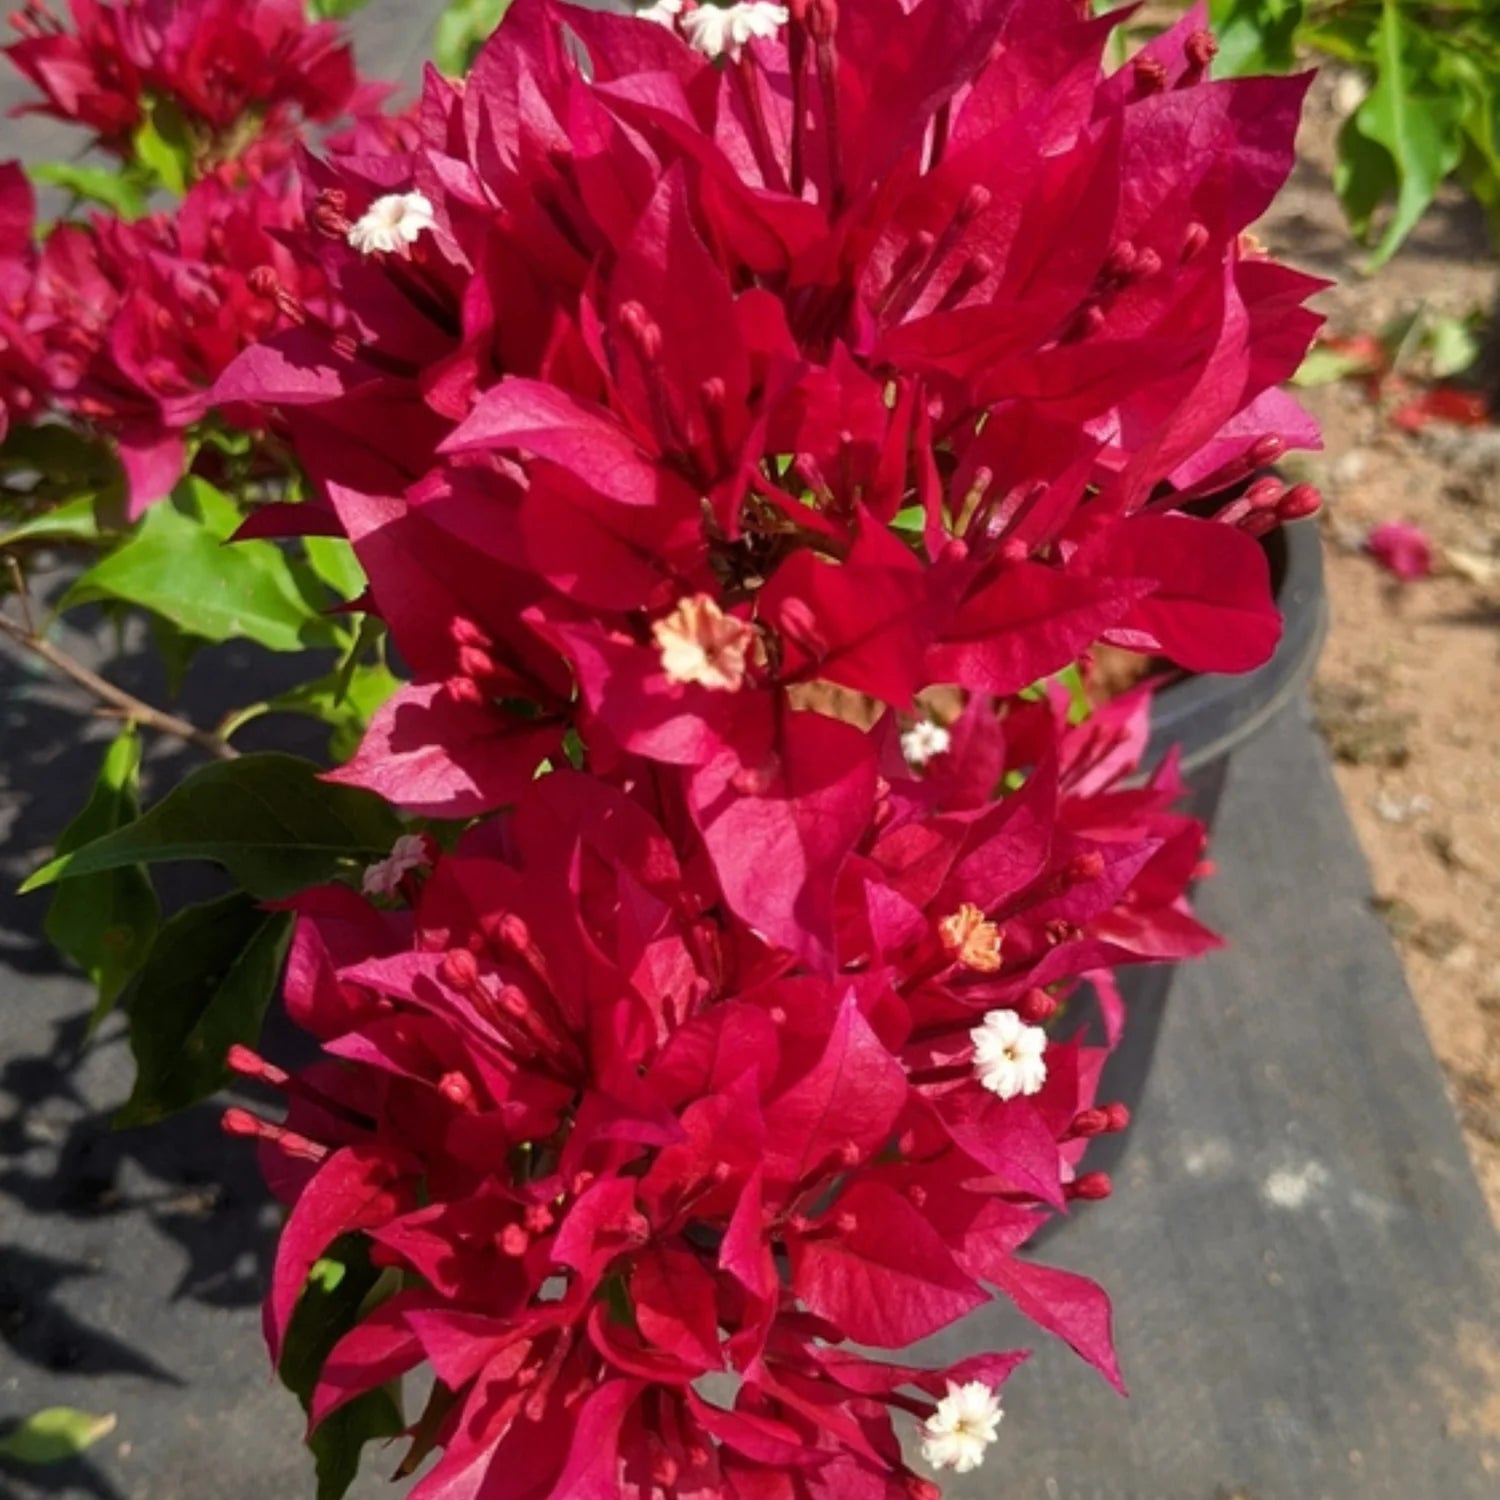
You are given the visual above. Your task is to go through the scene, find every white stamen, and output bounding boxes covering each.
[970,1009,1048,1101]
[921,1380,1004,1474]
[347,192,437,256]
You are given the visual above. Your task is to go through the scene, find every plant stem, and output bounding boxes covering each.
[0,559,236,761]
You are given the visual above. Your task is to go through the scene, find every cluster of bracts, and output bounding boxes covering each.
[4,0,1325,1495]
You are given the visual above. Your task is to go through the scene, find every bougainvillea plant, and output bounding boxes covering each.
[8,0,1328,1494]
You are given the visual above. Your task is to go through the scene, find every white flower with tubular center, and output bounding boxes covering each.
[362,834,431,898]
[347,192,437,256]
[901,719,951,769]
[971,1008,1048,1100]
[682,1,788,61]
[921,1380,1004,1474]
[653,595,755,691]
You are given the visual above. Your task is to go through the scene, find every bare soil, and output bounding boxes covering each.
[1256,70,1500,1218]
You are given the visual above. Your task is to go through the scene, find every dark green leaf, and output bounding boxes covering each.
[43,727,159,1026]
[29,162,148,218]
[22,752,404,900]
[60,478,340,652]
[280,1240,404,1500]
[116,893,292,1125]
[0,1408,117,1466]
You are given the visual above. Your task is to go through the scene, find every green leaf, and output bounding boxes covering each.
[43,727,159,1027]
[1207,0,1304,76]
[279,1238,403,1500]
[1336,0,1466,268]
[1426,314,1481,379]
[116,893,292,1125]
[302,536,368,605]
[0,493,106,547]
[0,1408,117,1466]
[60,479,339,653]
[434,0,514,75]
[131,98,194,194]
[1292,343,1378,387]
[22,752,404,900]
[221,660,402,762]
[29,162,149,218]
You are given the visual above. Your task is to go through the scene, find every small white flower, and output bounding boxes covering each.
[921,1380,1004,1474]
[970,1009,1048,1101]
[682,1,788,62]
[635,0,683,26]
[901,719,951,769]
[362,834,431,899]
[346,191,437,256]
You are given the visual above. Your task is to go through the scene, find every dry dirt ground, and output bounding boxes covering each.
[1255,71,1500,1218]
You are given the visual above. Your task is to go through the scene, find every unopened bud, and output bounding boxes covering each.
[439,947,480,992]
[957,183,992,223]
[1018,988,1057,1023]
[1184,30,1218,69]
[1181,220,1210,262]
[1070,1107,1112,1138]
[1278,482,1322,521]
[1132,55,1168,94]
[1102,241,1137,283]
[1248,434,1285,468]
[500,1223,530,1257]
[225,1044,288,1089]
[1133,246,1162,281]
[438,1071,474,1107]
[247,265,281,300]
[1067,1171,1113,1201]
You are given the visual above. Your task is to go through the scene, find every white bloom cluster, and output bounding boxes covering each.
[682,2,788,62]
[347,192,437,256]
[901,719,951,768]
[921,1380,1004,1474]
[970,1008,1048,1100]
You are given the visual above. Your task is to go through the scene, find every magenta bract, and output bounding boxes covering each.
[202,0,1326,1493]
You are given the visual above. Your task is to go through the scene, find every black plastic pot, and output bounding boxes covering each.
[1068,518,1329,1184]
